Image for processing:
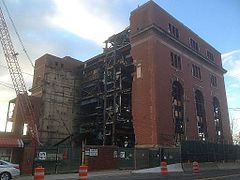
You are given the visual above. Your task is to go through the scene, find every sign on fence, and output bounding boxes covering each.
[38,152,46,160]
[89,149,98,157]
[120,152,126,158]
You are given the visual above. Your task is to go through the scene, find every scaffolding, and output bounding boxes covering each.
[76,28,135,147]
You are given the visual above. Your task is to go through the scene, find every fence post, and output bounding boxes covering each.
[134,148,137,169]
[223,143,225,162]
[55,146,59,174]
[179,144,182,163]
[81,138,86,165]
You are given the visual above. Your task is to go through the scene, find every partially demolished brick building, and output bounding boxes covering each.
[4,1,232,153]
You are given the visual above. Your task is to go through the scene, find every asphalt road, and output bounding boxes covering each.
[90,170,240,180]
[16,169,240,180]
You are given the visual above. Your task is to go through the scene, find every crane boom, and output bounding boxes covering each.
[0,6,40,144]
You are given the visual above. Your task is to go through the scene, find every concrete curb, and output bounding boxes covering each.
[182,162,217,172]
[132,162,240,174]
[182,162,240,172]
[217,162,240,170]
[16,162,240,179]
[16,170,132,180]
[132,163,183,173]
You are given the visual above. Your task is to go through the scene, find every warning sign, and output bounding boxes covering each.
[89,149,98,157]
[38,152,46,160]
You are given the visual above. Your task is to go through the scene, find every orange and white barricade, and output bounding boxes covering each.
[192,161,199,173]
[160,161,168,176]
[79,165,88,180]
[34,167,45,180]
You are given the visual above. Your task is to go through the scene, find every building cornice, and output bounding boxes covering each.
[131,24,227,74]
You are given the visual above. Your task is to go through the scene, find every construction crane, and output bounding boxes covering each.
[0,5,40,144]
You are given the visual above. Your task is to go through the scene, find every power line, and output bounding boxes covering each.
[229,108,240,111]
[0,81,14,89]
[0,64,33,76]
[1,0,34,68]
[0,80,12,86]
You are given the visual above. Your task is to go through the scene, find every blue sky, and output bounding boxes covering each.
[0,0,239,134]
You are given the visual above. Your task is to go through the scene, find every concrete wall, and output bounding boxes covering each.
[31,54,83,145]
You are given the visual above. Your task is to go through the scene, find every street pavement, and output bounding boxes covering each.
[16,170,132,180]
[16,169,240,180]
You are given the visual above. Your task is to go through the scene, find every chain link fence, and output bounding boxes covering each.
[33,141,240,174]
[34,146,81,174]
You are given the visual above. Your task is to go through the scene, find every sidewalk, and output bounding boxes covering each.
[133,163,183,173]
[16,170,132,180]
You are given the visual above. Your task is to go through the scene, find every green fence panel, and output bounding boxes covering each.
[118,148,134,169]
[34,146,81,174]
[162,147,180,164]
[181,141,240,162]
[149,148,160,168]
[135,149,149,169]
[57,147,81,173]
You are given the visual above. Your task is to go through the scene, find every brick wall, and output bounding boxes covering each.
[84,146,118,171]
[130,1,232,145]
[20,146,35,175]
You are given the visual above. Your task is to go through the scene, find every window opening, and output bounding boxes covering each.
[190,38,199,52]
[171,52,182,70]
[195,90,207,141]
[172,81,184,143]
[192,64,201,79]
[168,23,179,39]
[211,75,217,87]
[213,97,223,143]
[206,50,214,61]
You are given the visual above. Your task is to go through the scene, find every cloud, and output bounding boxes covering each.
[223,49,240,135]
[229,110,240,134]
[0,0,111,130]
[0,89,15,131]
[229,83,240,88]
[50,0,125,45]
[222,49,240,62]
[0,103,8,131]
[226,85,240,105]
[0,0,132,131]
[0,0,56,131]
[222,49,240,79]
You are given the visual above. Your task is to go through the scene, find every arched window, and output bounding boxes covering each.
[172,81,184,143]
[213,97,223,143]
[195,90,207,141]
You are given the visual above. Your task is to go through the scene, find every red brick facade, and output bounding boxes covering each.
[131,1,232,146]
[20,146,35,174]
